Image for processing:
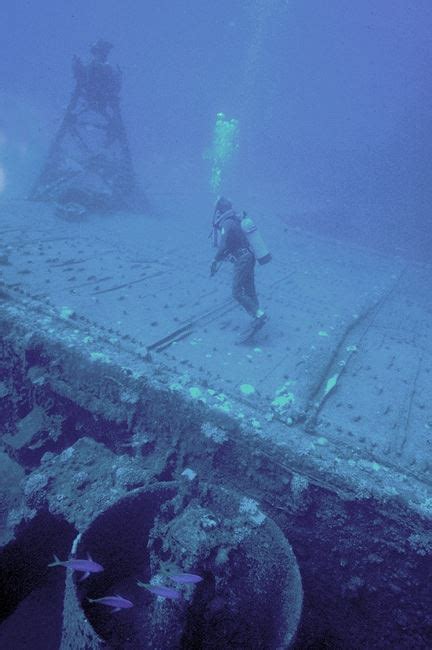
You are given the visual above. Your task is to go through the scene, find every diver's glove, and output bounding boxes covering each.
[210,260,219,277]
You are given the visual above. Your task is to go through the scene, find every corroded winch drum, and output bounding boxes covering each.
[59,483,303,649]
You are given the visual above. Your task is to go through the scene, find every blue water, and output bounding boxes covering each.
[1,0,431,258]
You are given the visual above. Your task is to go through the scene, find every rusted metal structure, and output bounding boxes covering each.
[30,41,137,216]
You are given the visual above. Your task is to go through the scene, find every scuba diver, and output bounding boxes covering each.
[210,197,269,337]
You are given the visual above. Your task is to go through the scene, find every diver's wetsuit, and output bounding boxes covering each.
[214,211,259,317]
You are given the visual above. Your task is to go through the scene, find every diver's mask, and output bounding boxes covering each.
[210,208,223,248]
[210,197,234,247]
[210,197,233,247]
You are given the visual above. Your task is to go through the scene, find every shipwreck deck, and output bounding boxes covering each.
[0,199,431,515]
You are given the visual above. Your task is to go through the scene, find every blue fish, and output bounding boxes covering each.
[160,563,203,584]
[87,595,133,613]
[49,553,104,581]
[137,581,182,600]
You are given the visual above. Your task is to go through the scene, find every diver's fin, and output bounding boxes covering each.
[236,316,268,344]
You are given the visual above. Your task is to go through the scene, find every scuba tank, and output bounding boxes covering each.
[240,214,272,265]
